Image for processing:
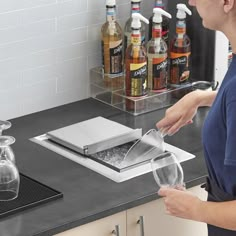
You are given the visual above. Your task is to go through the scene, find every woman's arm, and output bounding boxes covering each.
[156,90,217,135]
[158,187,236,231]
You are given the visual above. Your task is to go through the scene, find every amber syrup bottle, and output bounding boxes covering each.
[169,4,192,86]
[148,0,170,47]
[125,13,149,97]
[147,8,171,91]
[101,0,123,76]
[124,0,146,59]
[125,13,149,112]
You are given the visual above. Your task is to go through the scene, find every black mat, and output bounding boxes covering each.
[0,173,63,219]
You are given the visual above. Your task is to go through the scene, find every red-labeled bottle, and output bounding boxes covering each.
[169,4,192,86]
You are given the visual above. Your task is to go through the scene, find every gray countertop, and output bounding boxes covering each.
[0,98,208,236]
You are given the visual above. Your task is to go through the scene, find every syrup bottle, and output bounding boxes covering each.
[148,0,170,47]
[101,0,123,75]
[147,8,172,91]
[124,0,146,57]
[169,4,192,86]
[125,13,149,97]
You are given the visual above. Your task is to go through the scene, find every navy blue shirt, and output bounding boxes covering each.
[202,54,236,195]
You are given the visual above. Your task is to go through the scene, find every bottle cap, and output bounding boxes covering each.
[131,0,141,2]
[155,0,164,8]
[176,4,192,19]
[106,0,116,7]
[153,8,172,23]
[131,13,149,29]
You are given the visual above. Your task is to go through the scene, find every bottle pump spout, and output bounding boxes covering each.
[176,4,192,19]
[131,13,149,29]
[153,8,172,23]
[106,0,116,6]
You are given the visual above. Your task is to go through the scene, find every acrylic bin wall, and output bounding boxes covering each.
[90,67,193,116]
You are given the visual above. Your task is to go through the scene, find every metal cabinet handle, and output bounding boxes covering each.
[137,216,145,236]
[112,225,120,236]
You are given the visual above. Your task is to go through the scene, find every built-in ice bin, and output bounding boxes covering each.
[30,117,195,182]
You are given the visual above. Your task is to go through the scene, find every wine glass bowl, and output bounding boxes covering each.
[151,152,185,189]
[0,136,20,201]
[0,120,15,164]
[0,120,12,135]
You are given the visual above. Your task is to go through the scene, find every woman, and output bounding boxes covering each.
[157,0,236,235]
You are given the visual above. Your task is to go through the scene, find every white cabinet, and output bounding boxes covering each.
[54,211,126,236]
[55,185,207,236]
[127,185,207,236]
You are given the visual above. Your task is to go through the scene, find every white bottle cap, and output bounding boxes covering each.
[176,4,192,19]
[131,13,149,29]
[106,0,116,7]
[131,0,141,2]
[153,8,172,23]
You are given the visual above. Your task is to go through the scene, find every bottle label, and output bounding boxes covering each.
[131,3,140,13]
[170,52,191,84]
[152,28,161,38]
[130,62,147,96]
[176,21,186,34]
[131,34,141,46]
[152,57,168,90]
[109,40,123,74]
[106,8,116,23]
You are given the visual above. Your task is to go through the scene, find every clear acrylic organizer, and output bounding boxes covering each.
[90,67,193,116]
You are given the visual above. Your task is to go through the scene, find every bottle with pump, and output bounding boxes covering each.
[169,4,192,86]
[124,0,146,56]
[148,0,170,46]
[125,13,149,97]
[147,8,172,91]
[101,0,123,75]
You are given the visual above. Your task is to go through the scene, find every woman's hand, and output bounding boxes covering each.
[158,187,204,221]
[156,90,217,135]
[156,91,200,135]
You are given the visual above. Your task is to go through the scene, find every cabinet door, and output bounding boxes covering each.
[54,211,126,236]
[127,185,207,236]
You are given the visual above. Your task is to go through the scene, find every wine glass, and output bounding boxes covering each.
[0,120,12,135]
[0,136,20,201]
[0,120,15,164]
[150,152,185,189]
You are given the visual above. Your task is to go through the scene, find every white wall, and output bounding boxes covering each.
[0,0,153,120]
[214,31,228,87]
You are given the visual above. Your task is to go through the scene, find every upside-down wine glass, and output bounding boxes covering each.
[0,136,20,201]
[0,120,15,164]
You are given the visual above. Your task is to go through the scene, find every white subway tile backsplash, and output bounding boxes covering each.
[57,12,88,32]
[56,42,88,62]
[0,19,56,45]
[20,78,56,100]
[88,23,102,41]
[1,103,22,120]
[0,12,21,29]
[87,8,106,26]
[0,0,152,119]
[22,65,58,86]
[0,72,20,91]
[0,0,57,14]
[21,4,58,24]
[88,53,102,70]
[0,27,87,61]
[87,0,105,10]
